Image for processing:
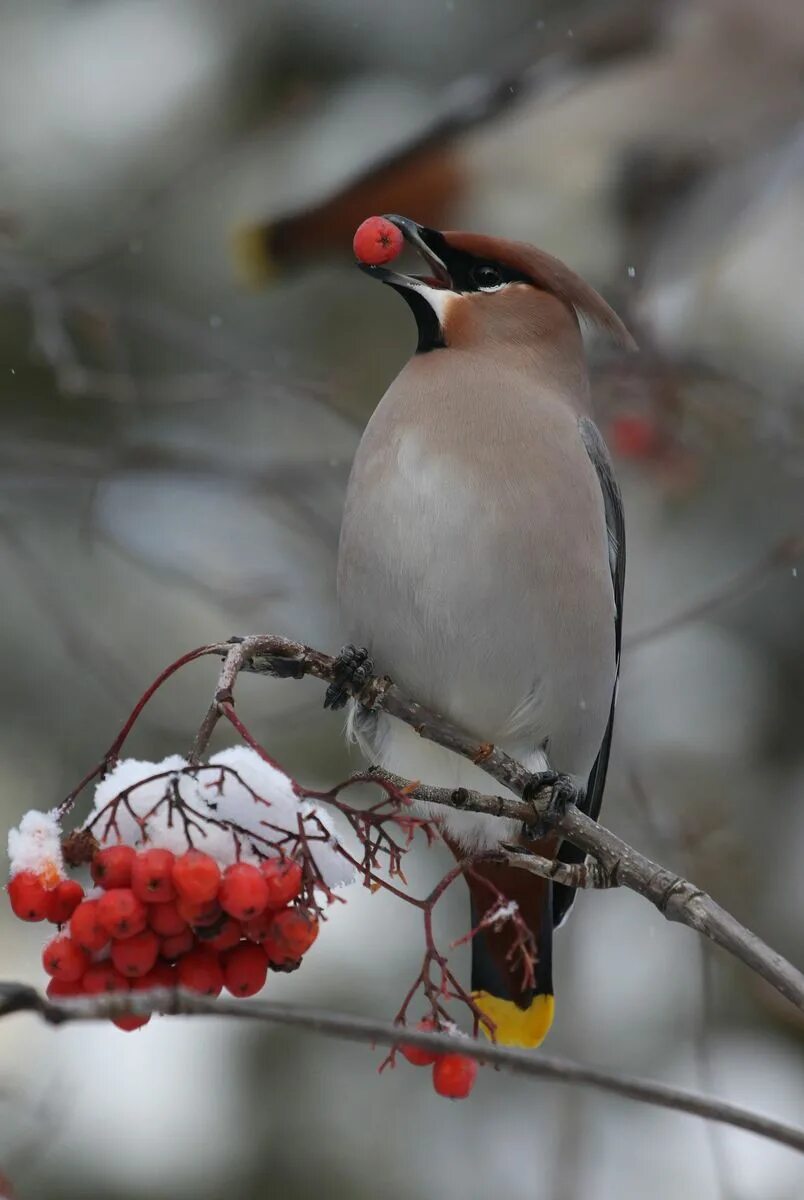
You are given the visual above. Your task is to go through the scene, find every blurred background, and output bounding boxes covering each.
[1,0,803,1196]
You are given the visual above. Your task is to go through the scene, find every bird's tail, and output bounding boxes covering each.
[464,856,555,1049]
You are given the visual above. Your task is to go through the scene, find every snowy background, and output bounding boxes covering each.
[1,1,803,1197]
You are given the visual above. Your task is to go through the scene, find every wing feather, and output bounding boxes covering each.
[552,418,625,927]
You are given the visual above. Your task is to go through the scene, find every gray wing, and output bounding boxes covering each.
[579,417,625,667]
[552,417,625,927]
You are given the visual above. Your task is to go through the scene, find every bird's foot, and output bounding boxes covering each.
[323,644,375,710]
[521,771,578,839]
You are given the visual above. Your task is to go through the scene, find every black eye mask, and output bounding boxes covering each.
[419,229,531,293]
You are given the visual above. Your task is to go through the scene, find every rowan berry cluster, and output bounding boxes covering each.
[9,838,315,1032]
[5,749,346,1031]
[5,745,486,1099]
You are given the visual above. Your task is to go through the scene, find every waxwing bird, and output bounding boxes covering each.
[335,215,634,1048]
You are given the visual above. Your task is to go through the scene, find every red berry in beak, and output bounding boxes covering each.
[353,216,403,266]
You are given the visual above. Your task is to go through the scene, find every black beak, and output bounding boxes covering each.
[358,214,453,291]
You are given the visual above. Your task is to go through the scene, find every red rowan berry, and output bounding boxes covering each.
[45,879,84,925]
[160,928,195,960]
[222,942,268,997]
[263,908,318,965]
[201,917,242,952]
[176,896,222,928]
[172,850,221,904]
[432,1054,478,1099]
[70,899,109,953]
[42,935,89,983]
[399,1019,439,1067]
[178,947,223,996]
[7,871,49,921]
[148,900,187,938]
[83,962,129,995]
[96,888,147,939]
[131,848,176,903]
[260,858,303,910]
[91,844,136,889]
[353,216,404,265]
[111,929,160,978]
[112,1013,151,1032]
[219,863,269,921]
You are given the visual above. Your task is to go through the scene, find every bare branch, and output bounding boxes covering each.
[360,766,804,1016]
[1,982,802,1156]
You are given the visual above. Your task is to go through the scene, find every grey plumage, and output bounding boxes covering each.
[339,266,623,855]
[336,217,632,1046]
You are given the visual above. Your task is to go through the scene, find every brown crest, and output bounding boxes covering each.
[442,231,637,351]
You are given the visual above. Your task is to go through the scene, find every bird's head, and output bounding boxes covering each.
[359,214,636,358]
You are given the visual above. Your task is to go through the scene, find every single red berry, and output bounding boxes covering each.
[177,947,223,996]
[610,414,660,460]
[242,910,275,944]
[260,858,303,910]
[399,1018,440,1067]
[353,216,404,266]
[201,918,243,953]
[148,900,188,938]
[172,850,221,905]
[131,848,176,903]
[176,896,222,928]
[91,844,136,890]
[70,899,109,953]
[111,929,160,978]
[7,871,49,921]
[432,1053,478,1099]
[112,1012,151,1032]
[263,908,318,965]
[42,935,89,983]
[96,888,147,939]
[160,928,196,960]
[219,863,269,921]
[222,942,268,997]
[45,879,85,925]
[83,962,130,995]
[47,977,84,999]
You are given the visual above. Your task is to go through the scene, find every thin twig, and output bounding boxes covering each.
[1,984,802,1156]
[364,766,804,1015]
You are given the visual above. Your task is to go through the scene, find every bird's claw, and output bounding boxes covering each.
[521,771,578,838]
[323,644,375,710]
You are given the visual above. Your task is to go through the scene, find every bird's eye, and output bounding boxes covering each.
[471,264,504,291]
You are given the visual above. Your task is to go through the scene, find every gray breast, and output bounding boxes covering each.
[337,359,617,779]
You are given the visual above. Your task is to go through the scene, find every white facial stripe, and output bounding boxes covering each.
[402,279,453,324]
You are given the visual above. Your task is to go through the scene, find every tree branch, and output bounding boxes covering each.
[358,767,804,1014]
[1,982,802,1156]
[60,633,804,1018]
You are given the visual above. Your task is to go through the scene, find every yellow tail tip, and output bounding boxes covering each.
[473,992,554,1049]
[230,223,277,288]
